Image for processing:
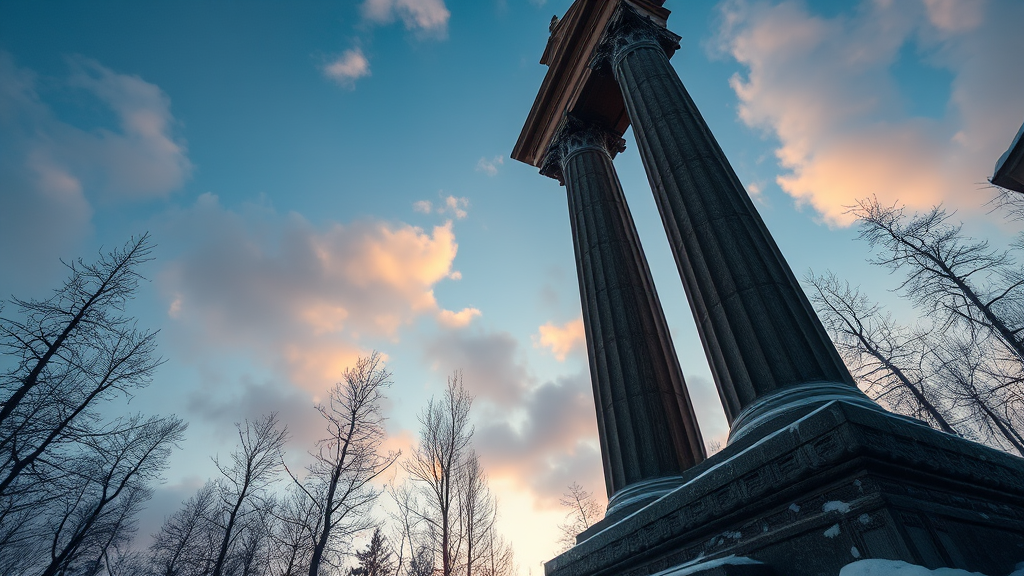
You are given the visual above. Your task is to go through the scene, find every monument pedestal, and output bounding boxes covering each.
[550,402,1024,576]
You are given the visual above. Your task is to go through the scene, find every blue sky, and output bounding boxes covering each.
[2,0,1023,570]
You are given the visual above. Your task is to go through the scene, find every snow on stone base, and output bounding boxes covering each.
[654,555,762,576]
[839,559,988,576]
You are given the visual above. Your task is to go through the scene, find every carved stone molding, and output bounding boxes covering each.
[540,116,626,184]
[590,2,680,75]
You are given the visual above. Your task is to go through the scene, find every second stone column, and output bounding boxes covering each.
[542,117,705,518]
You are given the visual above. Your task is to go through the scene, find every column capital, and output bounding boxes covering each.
[540,116,626,184]
[590,2,680,75]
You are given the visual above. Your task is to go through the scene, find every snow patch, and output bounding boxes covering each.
[858,514,871,525]
[839,559,990,576]
[823,500,852,514]
[722,531,742,540]
[851,546,861,558]
[653,555,762,576]
[1008,561,1024,576]
[789,503,801,513]
[824,524,841,538]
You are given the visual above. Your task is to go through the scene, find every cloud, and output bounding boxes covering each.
[716,0,1024,226]
[324,48,371,87]
[0,52,190,292]
[361,0,450,38]
[436,307,482,328]
[160,193,470,395]
[476,155,504,176]
[413,194,469,219]
[475,371,604,507]
[534,317,585,361]
[423,329,532,405]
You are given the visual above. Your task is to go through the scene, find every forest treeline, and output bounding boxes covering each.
[0,235,515,576]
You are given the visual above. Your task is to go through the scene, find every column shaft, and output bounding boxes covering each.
[543,119,704,511]
[596,5,862,440]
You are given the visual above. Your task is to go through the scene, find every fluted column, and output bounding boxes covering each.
[593,4,873,443]
[541,117,704,515]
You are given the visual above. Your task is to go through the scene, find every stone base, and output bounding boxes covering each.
[547,401,1024,576]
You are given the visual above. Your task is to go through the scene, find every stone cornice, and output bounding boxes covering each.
[511,0,669,170]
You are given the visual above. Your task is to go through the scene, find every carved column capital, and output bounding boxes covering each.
[590,2,680,75]
[540,116,626,184]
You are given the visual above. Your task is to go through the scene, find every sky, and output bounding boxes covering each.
[1,0,1023,572]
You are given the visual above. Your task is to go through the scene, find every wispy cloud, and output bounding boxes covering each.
[476,155,504,176]
[362,0,451,38]
[716,0,1024,225]
[0,52,190,292]
[534,317,585,361]
[413,194,469,219]
[324,48,371,88]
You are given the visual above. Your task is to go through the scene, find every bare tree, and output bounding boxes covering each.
[269,484,319,576]
[385,482,423,576]
[805,199,1024,456]
[287,352,400,576]
[150,481,219,576]
[461,452,498,576]
[406,546,434,576]
[854,198,1024,363]
[404,374,473,576]
[38,414,186,576]
[929,329,1024,454]
[209,414,288,576]
[0,234,161,505]
[806,272,958,433]
[476,525,515,576]
[557,483,603,552]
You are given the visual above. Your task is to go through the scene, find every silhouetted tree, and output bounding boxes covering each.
[807,272,957,433]
[349,527,395,576]
[404,374,472,576]
[0,234,162,507]
[270,485,317,576]
[557,483,603,552]
[210,414,288,576]
[287,352,400,576]
[150,481,219,576]
[39,414,186,576]
[855,199,1024,363]
[807,198,1024,455]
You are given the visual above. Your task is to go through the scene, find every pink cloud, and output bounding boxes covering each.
[324,48,371,87]
[361,0,450,38]
[717,0,1024,225]
[160,193,468,395]
[535,317,585,361]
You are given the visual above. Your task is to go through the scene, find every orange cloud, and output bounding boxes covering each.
[436,307,482,328]
[718,0,1024,226]
[161,194,470,395]
[535,317,586,361]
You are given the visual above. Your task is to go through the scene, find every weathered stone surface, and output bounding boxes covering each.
[543,117,705,511]
[595,3,862,436]
[545,401,1024,576]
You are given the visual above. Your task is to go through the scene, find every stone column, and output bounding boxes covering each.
[593,4,874,443]
[541,117,705,516]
